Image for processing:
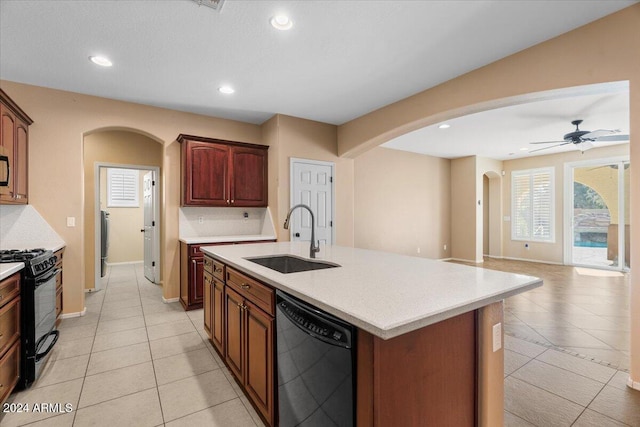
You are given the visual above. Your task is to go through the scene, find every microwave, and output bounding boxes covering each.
[0,154,8,186]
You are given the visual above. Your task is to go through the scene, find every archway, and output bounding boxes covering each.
[83,128,163,291]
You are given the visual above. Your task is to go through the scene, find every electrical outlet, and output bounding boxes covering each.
[443,244,447,251]
[492,323,502,352]
[198,216,204,224]
[417,247,421,254]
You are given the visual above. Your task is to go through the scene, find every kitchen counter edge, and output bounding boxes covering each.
[201,243,542,340]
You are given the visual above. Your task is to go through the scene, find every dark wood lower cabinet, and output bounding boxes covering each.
[244,299,274,424]
[206,264,275,427]
[211,277,225,354]
[225,287,244,381]
[357,311,477,426]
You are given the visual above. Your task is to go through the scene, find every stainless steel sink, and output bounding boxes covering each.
[245,255,340,274]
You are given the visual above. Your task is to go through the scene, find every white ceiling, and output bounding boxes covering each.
[0,0,635,159]
[383,82,630,160]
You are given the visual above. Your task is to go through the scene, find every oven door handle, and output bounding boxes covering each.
[35,268,60,286]
[35,330,59,362]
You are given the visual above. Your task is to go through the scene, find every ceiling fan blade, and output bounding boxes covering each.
[582,129,620,139]
[529,142,572,153]
[529,140,567,145]
[580,141,594,151]
[593,134,630,142]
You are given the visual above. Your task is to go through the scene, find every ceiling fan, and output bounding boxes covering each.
[529,119,629,153]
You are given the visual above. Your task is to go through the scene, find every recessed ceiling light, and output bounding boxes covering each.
[270,14,293,30]
[89,56,112,67]
[438,124,450,129]
[218,85,235,94]
[520,147,529,151]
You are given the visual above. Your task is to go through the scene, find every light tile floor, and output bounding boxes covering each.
[452,257,639,426]
[1,264,264,427]
[2,262,638,426]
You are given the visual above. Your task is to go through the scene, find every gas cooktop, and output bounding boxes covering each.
[0,248,56,278]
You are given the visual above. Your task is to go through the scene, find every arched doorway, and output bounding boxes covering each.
[83,128,163,290]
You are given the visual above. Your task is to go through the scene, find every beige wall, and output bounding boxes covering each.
[353,147,450,259]
[337,4,640,386]
[99,166,149,265]
[501,144,628,264]
[0,80,262,314]
[265,114,355,247]
[451,156,478,261]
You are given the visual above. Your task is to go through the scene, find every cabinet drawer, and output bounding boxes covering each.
[0,273,20,309]
[212,260,225,281]
[0,296,20,357]
[226,268,274,316]
[55,269,62,290]
[0,340,20,405]
[203,256,214,274]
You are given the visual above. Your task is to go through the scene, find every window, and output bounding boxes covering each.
[107,168,139,207]
[512,167,554,242]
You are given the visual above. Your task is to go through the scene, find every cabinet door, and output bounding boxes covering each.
[203,271,213,339]
[183,141,229,206]
[212,278,225,355]
[189,257,204,307]
[244,300,274,425]
[225,286,244,382]
[14,118,28,203]
[0,104,15,200]
[230,146,267,207]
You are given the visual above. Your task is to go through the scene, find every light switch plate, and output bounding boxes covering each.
[492,323,502,352]
[66,217,76,227]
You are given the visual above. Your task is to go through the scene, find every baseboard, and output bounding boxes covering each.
[502,256,564,265]
[485,255,503,259]
[437,257,453,262]
[628,376,640,391]
[106,261,143,266]
[449,257,483,264]
[60,307,87,319]
[162,297,179,303]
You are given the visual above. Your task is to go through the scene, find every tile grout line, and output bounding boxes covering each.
[505,331,627,372]
[71,264,110,426]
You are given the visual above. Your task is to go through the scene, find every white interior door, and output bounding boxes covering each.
[143,171,156,282]
[290,159,334,246]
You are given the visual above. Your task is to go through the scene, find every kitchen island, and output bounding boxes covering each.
[202,242,542,426]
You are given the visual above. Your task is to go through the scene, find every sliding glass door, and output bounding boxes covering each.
[566,158,630,270]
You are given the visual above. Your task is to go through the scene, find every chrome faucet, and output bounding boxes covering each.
[284,204,319,259]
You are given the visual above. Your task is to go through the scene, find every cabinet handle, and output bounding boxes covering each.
[226,200,230,204]
[215,267,222,273]
[240,283,251,290]
[231,199,234,204]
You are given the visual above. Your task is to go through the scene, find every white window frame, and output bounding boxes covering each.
[107,168,139,208]
[511,167,555,243]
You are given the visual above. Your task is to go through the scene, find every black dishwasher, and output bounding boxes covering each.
[276,290,356,427]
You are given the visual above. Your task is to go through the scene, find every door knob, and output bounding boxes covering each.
[295,232,300,238]
[140,229,145,232]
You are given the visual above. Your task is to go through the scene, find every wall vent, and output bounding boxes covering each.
[189,0,225,12]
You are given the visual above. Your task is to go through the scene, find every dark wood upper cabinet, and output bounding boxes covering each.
[0,89,32,205]
[178,135,268,207]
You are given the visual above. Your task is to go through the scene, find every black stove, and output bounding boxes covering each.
[0,248,56,277]
[0,248,59,389]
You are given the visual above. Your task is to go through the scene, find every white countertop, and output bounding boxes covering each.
[0,262,24,281]
[202,242,542,339]
[180,235,277,245]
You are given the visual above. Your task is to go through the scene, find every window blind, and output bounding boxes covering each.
[512,168,553,242]
[107,168,139,208]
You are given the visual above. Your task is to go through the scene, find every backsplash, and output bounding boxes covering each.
[179,207,275,238]
[0,205,65,250]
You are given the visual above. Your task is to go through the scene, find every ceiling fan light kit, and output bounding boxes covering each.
[528,119,628,154]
